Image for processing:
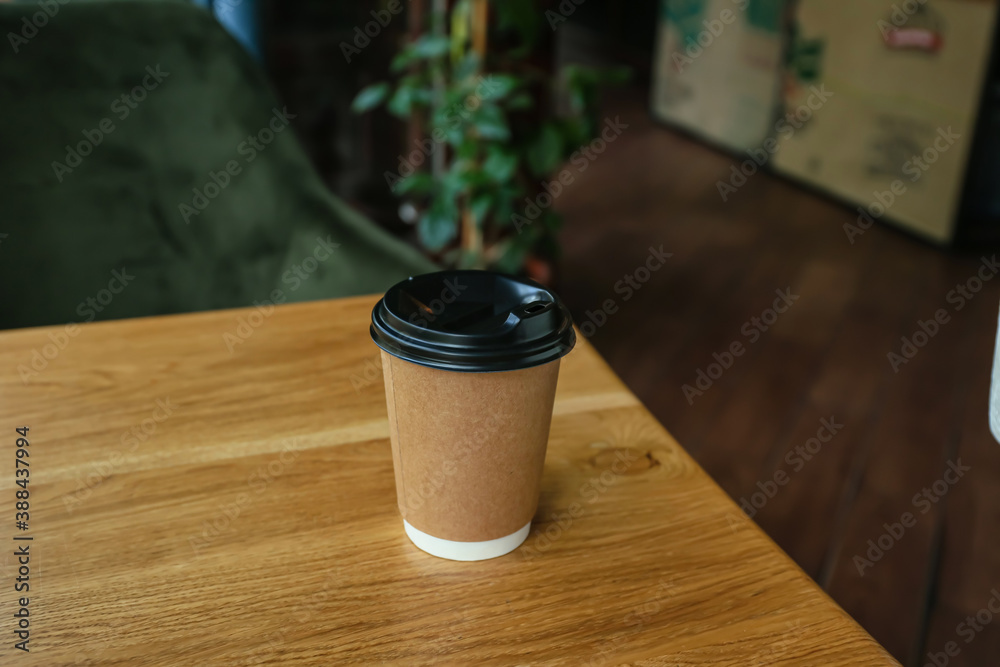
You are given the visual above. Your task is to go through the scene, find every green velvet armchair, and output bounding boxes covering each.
[0,0,434,330]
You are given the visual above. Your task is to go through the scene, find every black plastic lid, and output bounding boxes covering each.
[370,270,576,372]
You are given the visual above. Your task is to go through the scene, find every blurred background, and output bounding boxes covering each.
[3,0,1000,664]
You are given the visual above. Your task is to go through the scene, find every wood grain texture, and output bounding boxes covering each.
[0,296,896,665]
[920,278,1000,667]
[554,86,1000,664]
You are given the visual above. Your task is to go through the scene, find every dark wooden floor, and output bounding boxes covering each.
[556,91,1000,666]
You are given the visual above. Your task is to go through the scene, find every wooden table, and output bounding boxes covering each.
[0,296,897,665]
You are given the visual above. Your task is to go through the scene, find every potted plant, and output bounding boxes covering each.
[352,0,628,279]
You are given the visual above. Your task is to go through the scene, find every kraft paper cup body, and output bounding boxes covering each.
[381,350,560,558]
[371,270,576,561]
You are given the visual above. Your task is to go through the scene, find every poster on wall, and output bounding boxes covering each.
[650,0,788,151]
[772,0,996,244]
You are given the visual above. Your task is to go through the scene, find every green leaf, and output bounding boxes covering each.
[412,35,451,59]
[432,97,470,145]
[598,66,632,85]
[470,192,495,227]
[563,65,593,87]
[394,172,434,196]
[539,208,563,232]
[476,74,522,102]
[390,35,450,72]
[453,52,481,81]
[444,160,490,195]
[483,146,518,183]
[387,85,415,117]
[562,65,632,117]
[495,0,542,56]
[471,104,509,141]
[444,158,474,192]
[418,199,459,251]
[351,82,389,113]
[526,124,564,176]
[505,92,534,110]
[455,139,479,160]
[438,87,470,120]
[494,184,521,227]
[390,47,416,73]
[410,85,434,107]
[565,64,629,88]
[560,116,590,149]
[493,236,531,274]
[565,79,595,117]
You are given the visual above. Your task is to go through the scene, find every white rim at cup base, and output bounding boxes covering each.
[403,521,531,561]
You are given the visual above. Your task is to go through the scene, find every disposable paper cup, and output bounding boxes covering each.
[371,271,576,561]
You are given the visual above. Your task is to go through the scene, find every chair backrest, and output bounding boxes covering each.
[0,0,433,329]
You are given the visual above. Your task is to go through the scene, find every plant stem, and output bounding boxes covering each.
[461,207,482,265]
[430,0,447,183]
[471,0,488,55]
[461,0,488,266]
